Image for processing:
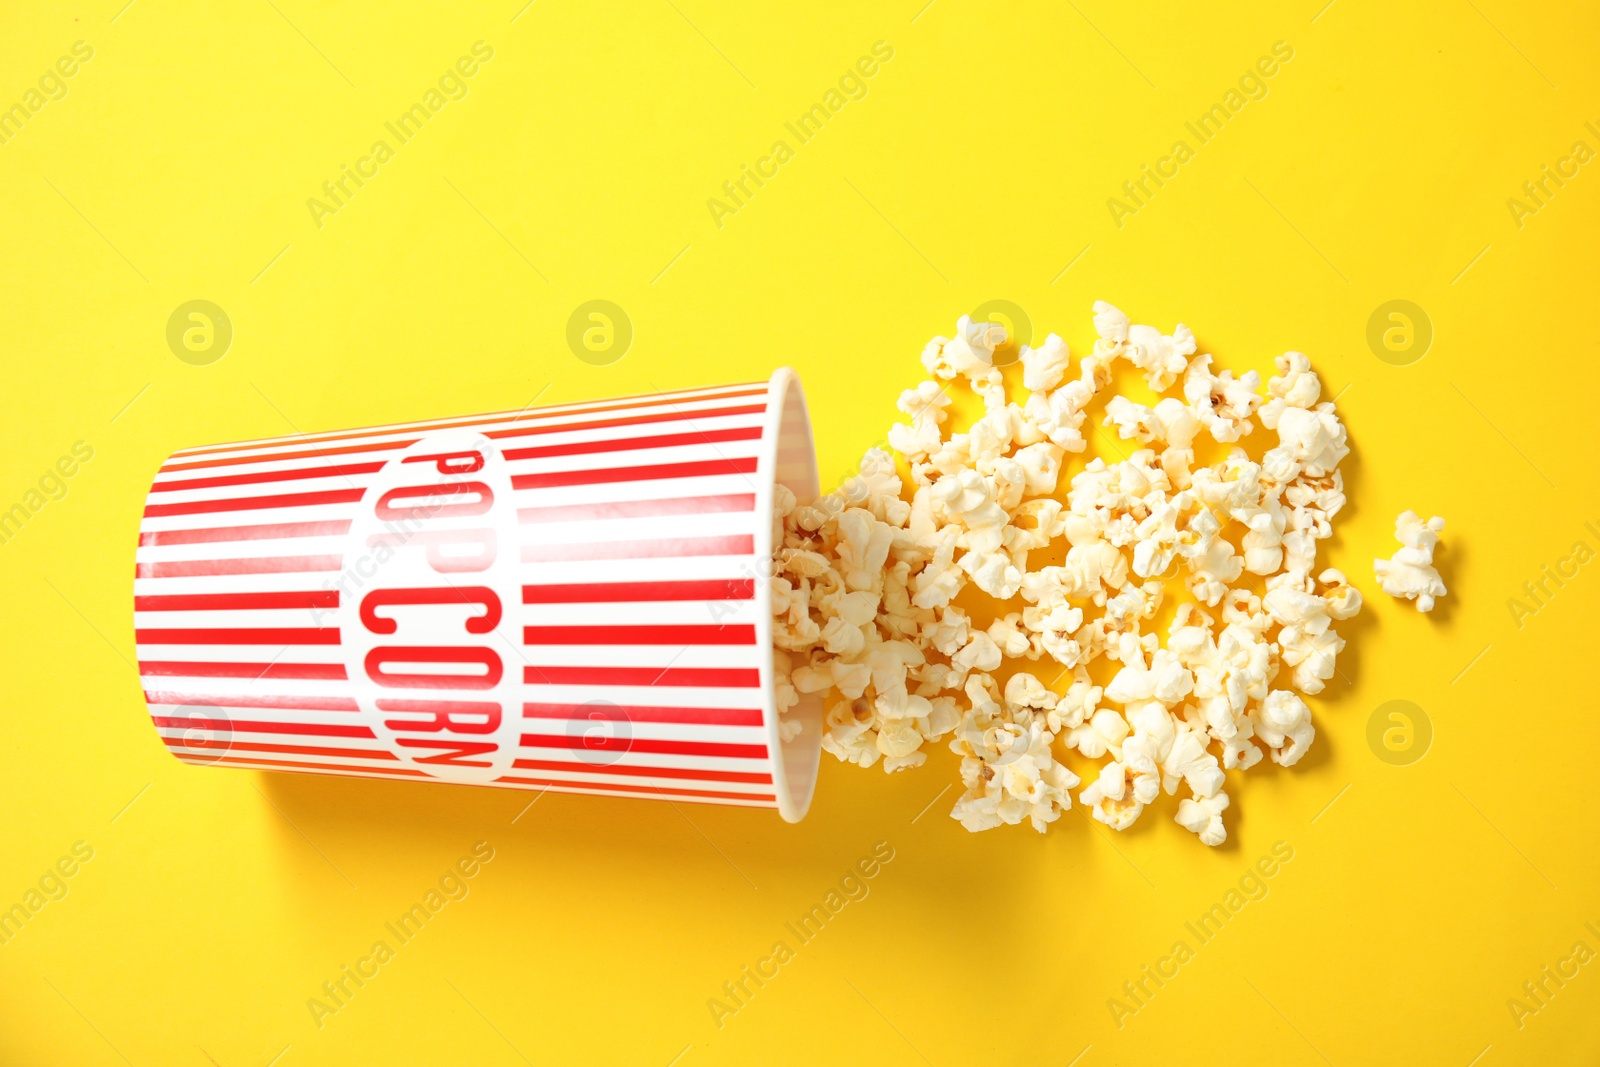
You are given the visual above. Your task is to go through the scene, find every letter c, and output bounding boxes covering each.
[360,586,502,635]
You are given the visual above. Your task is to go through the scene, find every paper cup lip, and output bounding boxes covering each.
[757,367,824,823]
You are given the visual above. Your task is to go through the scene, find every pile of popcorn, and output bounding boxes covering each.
[770,302,1383,846]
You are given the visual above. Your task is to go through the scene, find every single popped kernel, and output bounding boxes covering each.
[1374,511,1447,612]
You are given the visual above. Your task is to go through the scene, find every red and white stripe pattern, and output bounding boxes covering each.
[135,373,820,817]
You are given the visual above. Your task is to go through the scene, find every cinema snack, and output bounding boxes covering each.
[771,303,1365,845]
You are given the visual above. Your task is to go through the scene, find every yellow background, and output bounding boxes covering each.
[3,0,1598,1063]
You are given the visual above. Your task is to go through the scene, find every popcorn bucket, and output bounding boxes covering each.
[133,372,825,820]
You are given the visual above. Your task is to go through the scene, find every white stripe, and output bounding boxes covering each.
[519,555,760,584]
[136,572,343,596]
[509,440,762,477]
[160,740,383,760]
[158,736,371,756]
[138,677,355,700]
[147,701,363,725]
[174,757,427,779]
[522,645,758,669]
[518,685,762,709]
[149,706,769,748]
[516,600,757,627]
[134,510,350,536]
[155,448,402,480]
[139,500,361,527]
[517,749,769,774]
[136,533,348,564]
[519,510,753,546]
[494,409,766,450]
[135,643,345,663]
[519,721,769,746]
[501,781,774,807]
[143,473,373,506]
[505,765,772,795]
[167,757,769,802]
[135,607,337,629]
[511,473,760,506]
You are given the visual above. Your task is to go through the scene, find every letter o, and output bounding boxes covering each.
[375,481,493,521]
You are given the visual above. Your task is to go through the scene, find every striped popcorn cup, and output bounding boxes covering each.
[134,372,826,821]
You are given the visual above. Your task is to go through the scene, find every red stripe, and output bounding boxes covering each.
[143,690,358,712]
[139,661,348,680]
[522,579,753,604]
[523,702,763,726]
[169,386,767,459]
[136,627,339,646]
[161,439,412,475]
[497,775,773,801]
[174,754,429,777]
[161,736,397,760]
[512,456,758,491]
[521,534,752,563]
[520,734,768,760]
[151,715,373,738]
[149,461,384,494]
[510,758,771,784]
[500,426,762,463]
[517,494,754,524]
[142,487,365,518]
[523,624,755,646]
[523,666,759,687]
[134,590,339,612]
[139,520,351,547]
[136,555,342,578]
[488,403,768,444]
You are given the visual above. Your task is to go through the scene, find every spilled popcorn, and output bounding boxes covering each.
[1374,511,1447,612]
[771,302,1370,846]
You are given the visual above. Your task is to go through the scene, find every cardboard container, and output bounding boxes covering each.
[134,372,824,820]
